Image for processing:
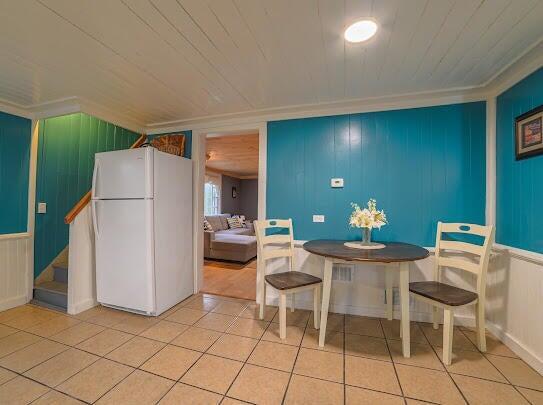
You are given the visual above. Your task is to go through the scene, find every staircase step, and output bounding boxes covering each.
[33,281,67,310]
[53,264,68,283]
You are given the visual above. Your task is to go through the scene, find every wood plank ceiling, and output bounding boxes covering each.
[206,134,259,178]
[0,0,542,126]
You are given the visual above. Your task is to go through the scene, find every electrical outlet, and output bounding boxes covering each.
[37,202,47,214]
[313,215,325,223]
[330,178,344,188]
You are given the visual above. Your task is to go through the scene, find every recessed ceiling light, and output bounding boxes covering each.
[344,20,378,43]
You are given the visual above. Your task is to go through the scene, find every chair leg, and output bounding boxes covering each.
[259,281,266,320]
[313,285,320,330]
[291,293,295,313]
[432,306,439,330]
[443,308,454,365]
[476,301,487,352]
[279,292,287,340]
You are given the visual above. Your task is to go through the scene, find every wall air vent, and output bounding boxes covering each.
[332,264,353,282]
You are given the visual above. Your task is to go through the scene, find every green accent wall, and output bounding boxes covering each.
[34,113,140,277]
[0,111,32,234]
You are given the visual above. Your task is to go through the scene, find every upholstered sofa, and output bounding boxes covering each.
[204,214,257,262]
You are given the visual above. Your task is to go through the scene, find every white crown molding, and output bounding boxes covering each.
[146,86,487,133]
[1,39,542,134]
[0,98,34,119]
[485,39,543,98]
[29,97,82,119]
[0,96,145,134]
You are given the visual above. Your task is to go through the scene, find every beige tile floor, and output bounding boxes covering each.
[0,294,542,404]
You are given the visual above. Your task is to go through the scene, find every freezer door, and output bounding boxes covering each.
[93,199,155,313]
[92,148,153,200]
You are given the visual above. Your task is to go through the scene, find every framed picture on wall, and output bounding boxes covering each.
[232,187,237,198]
[515,105,543,160]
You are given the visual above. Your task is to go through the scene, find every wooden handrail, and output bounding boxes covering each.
[64,134,147,224]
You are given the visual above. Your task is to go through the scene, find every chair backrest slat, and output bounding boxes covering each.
[261,234,291,245]
[439,222,489,237]
[437,257,479,275]
[439,240,484,256]
[262,248,293,260]
[434,221,494,296]
[253,219,295,271]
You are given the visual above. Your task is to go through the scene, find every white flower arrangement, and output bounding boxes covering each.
[349,199,387,229]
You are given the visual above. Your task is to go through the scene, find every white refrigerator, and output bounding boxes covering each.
[92,147,193,316]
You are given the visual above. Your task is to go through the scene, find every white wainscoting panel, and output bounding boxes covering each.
[67,205,98,315]
[0,234,31,311]
[262,244,543,374]
[486,248,543,374]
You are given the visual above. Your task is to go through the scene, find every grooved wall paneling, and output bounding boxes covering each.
[0,111,31,234]
[496,67,543,253]
[34,113,140,277]
[267,102,486,245]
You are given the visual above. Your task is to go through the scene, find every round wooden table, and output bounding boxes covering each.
[303,240,429,357]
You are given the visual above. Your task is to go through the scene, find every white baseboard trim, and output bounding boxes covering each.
[0,295,29,312]
[265,297,543,374]
[68,298,98,315]
[486,321,543,375]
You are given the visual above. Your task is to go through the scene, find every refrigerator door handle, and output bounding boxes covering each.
[91,158,100,199]
[91,200,100,238]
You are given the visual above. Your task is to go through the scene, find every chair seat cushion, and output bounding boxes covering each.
[409,281,478,306]
[265,271,322,291]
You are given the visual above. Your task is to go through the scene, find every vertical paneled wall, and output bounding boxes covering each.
[34,113,140,278]
[267,102,486,245]
[496,67,543,253]
[0,111,32,234]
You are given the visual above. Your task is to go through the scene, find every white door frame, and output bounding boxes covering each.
[191,122,267,297]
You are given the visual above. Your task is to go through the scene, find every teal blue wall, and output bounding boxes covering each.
[147,131,192,159]
[267,102,486,245]
[0,111,32,234]
[34,113,140,277]
[497,67,543,253]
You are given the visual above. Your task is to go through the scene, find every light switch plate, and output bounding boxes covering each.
[331,178,344,188]
[37,202,47,214]
[313,215,325,223]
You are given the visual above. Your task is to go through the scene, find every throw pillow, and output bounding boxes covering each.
[227,216,243,229]
[204,219,213,231]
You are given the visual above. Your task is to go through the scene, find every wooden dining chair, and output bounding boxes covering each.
[254,219,322,339]
[409,222,494,365]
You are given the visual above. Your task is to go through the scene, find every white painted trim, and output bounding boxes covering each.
[485,97,496,227]
[146,88,485,133]
[270,292,543,374]
[0,233,31,241]
[486,321,543,376]
[68,298,97,316]
[0,98,33,119]
[493,243,543,266]
[0,96,144,135]
[0,295,28,312]
[192,130,206,294]
[192,122,266,294]
[257,123,267,222]
[26,120,39,301]
[485,39,543,98]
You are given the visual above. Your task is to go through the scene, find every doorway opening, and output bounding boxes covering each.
[201,132,259,300]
